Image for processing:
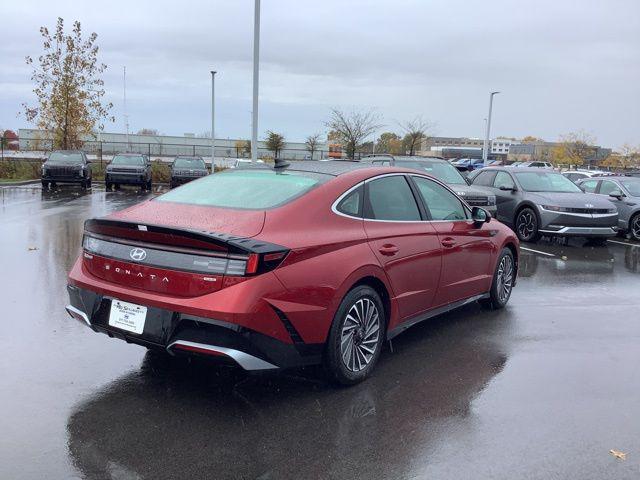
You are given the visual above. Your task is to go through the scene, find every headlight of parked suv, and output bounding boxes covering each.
[487,195,496,206]
[540,205,566,212]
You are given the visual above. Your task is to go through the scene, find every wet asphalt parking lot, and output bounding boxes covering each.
[1,184,639,480]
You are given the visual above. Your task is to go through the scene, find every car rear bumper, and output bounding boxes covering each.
[66,283,322,370]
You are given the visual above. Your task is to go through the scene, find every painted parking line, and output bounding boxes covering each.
[607,239,640,248]
[520,246,556,257]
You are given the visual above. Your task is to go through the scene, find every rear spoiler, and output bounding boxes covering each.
[84,218,287,255]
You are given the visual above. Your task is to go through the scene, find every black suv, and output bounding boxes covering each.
[41,150,92,189]
[170,156,209,188]
[105,154,153,191]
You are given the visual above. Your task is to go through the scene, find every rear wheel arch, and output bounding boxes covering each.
[503,241,519,277]
[349,275,391,330]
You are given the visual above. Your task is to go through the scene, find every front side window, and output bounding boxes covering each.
[412,176,467,221]
[111,155,145,166]
[472,171,497,186]
[365,176,421,221]
[620,179,640,197]
[157,170,325,209]
[598,180,620,196]
[580,179,599,193]
[514,172,582,193]
[494,171,515,190]
[336,185,363,217]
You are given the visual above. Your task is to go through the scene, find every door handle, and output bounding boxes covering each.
[378,244,399,256]
[441,237,456,248]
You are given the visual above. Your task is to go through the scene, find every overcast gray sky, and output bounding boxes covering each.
[1,0,639,148]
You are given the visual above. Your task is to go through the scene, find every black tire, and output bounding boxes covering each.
[515,207,540,242]
[324,285,385,385]
[41,181,48,189]
[480,248,516,310]
[80,180,87,189]
[105,182,112,191]
[50,182,57,189]
[114,183,120,190]
[629,213,640,242]
[147,179,153,191]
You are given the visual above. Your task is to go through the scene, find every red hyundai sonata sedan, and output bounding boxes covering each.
[67,161,519,384]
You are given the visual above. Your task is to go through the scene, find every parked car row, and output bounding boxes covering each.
[41,150,211,191]
[363,156,634,245]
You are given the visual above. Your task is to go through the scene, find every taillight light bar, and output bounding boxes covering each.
[82,234,288,277]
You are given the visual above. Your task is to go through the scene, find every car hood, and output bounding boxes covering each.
[525,192,614,209]
[450,184,493,198]
[109,200,266,237]
[107,164,143,170]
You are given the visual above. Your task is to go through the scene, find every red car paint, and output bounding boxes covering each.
[67,165,518,368]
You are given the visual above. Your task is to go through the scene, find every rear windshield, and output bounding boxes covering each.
[48,152,83,164]
[156,170,326,209]
[111,155,145,165]
[395,160,467,185]
[174,158,206,169]
[514,172,582,193]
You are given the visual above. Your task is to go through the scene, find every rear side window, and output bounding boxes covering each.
[156,170,324,209]
[580,179,599,193]
[336,185,363,217]
[365,176,421,221]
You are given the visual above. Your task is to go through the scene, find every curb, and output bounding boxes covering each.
[0,179,40,186]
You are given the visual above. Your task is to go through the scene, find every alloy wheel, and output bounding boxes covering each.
[631,215,640,241]
[517,210,536,240]
[496,254,514,303]
[340,298,381,373]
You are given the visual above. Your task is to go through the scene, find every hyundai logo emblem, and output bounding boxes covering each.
[129,248,147,261]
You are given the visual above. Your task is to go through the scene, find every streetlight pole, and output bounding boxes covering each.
[482,91,500,164]
[210,71,217,166]
[251,0,260,163]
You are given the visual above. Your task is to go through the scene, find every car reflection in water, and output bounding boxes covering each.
[67,306,510,480]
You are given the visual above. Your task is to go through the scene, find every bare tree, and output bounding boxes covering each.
[398,116,433,156]
[325,108,382,159]
[305,133,321,159]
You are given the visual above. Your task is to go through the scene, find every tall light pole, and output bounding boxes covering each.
[210,71,217,165]
[482,91,500,164]
[251,0,260,163]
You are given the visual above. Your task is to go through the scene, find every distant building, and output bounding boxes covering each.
[419,136,516,159]
[508,140,611,166]
[17,129,327,160]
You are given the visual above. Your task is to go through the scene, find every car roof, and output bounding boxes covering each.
[481,166,558,173]
[580,175,638,181]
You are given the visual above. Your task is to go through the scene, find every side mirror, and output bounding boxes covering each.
[609,189,625,200]
[472,206,491,224]
[499,184,515,191]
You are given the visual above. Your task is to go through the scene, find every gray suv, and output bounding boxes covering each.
[363,155,497,216]
[576,176,640,241]
[170,156,209,188]
[470,167,618,243]
[105,154,153,191]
